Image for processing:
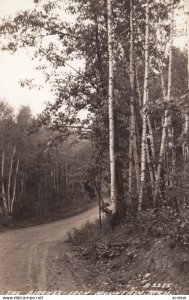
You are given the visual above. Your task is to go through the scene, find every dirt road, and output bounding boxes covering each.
[0,207,99,294]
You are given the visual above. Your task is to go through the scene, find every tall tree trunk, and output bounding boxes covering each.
[129,0,141,196]
[107,0,116,213]
[56,163,59,202]
[154,0,174,204]
[8,147,16,214]
[0,144,6,216]
[160,69,166,101]
[10,158,19,214]
[136,65,142,110]
[114,116,125,217]
[136,66,156,166]
[129,118,133,193]
[138,0,150,211]
[1,147,7,214]
[146,138,155,191]
[136,61,156,200]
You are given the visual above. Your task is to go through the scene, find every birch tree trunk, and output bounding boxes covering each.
[107,0,116,213]
[129,119,133,193]
[10,158,20,214]
[0,144,6,215]
[136,65,142,110]
[56,163,59,202]
[1,148,7,213]
[154,0,174,204]
[136,66,156,168]
[136,62,156,198]
[160,69,166,101]
[138,0,149,211]
[146,138,155,191]
[129,0,134,194]
[8,147,16,214]
[129,0,141,196]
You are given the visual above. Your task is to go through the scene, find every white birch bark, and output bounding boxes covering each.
[0,143,6,215]
[138,0,150,211]
[136,65,142,110]
[129,119,133,193]
[147,116,156,165]
[146,138,155,191]
[136,64,156,182]
[132,120,141,194]
[107,0,116,213]
[160,70,166,102]
[154,1,174,203]
[1,149,6,212]
[10,158,20,214]
[8,147,16,213]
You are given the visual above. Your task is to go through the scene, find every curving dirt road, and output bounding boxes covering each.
[0,206,99,294]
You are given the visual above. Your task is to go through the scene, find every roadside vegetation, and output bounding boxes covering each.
[66,206,189,294]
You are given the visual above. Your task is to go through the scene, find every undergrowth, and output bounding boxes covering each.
[67,206,189,248]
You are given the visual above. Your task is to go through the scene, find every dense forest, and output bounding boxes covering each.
[0,102,96,223]
[0,0,189,228]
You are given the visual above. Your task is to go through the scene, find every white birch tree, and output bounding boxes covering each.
[138,0,150,211]
[107,0,116,214]
[154,0,174,204]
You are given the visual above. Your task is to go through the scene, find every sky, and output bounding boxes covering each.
[0,0,52,115]
[0,0,188,116]
[0,0,77,116]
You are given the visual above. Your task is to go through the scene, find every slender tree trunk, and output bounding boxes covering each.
[56,163,59,202]
[45,169,48,213]
[20,176,24,206]
[154,0,174,204]
[137,66,157,206]
[1,148,7,213]
[129,118,133,193]
[107,0,116,213]
[129,0,135,195]
[147,116,155,163]
[53,165,56,191]
[136,67,155,152]
[129,0,140,196]
[138,0,149,211]
[10,158,19,214]
[136,65,142,110]
[0,197,5,215]
[0,143,6,216]
[8,147,16,214]
[146,138,155,191]
[136,64,156,189]
[114,116,126,216]
[65,159,68,191]
[160,69,166,101]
